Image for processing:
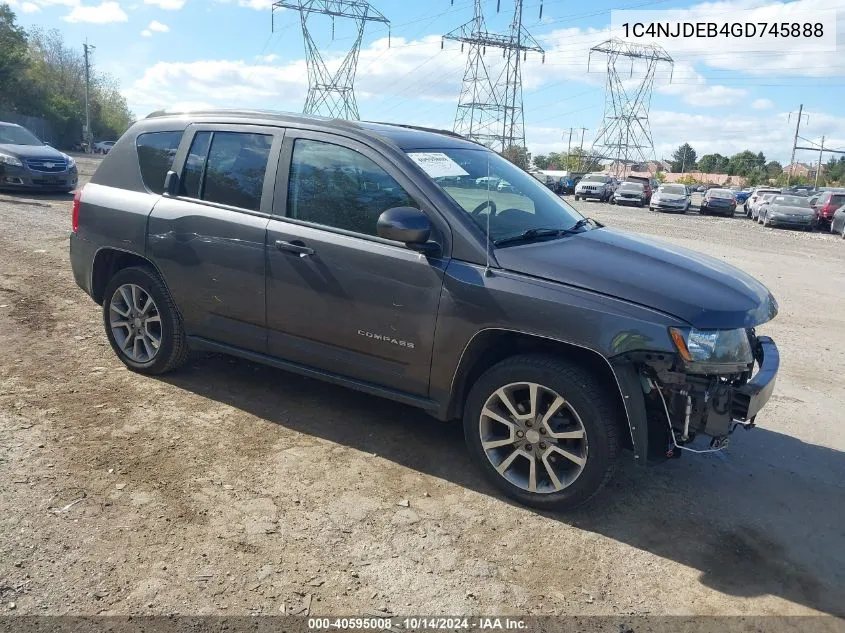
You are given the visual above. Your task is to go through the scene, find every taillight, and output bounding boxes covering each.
[71,188,82,233]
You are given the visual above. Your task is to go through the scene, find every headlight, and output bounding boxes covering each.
[0,152,23,167]
[669,327,753,367]
[63,153,76,169]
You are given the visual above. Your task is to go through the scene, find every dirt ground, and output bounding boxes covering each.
[1,157,844,618]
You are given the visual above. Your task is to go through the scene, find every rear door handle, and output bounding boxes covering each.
[275,240,314,258]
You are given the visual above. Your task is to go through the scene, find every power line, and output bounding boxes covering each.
[443,0,545,152]
[588,38,673,175]
[271,0,390,120]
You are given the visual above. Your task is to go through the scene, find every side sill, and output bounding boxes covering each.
[187,336,441,413]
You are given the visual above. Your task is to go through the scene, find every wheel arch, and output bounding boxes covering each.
[446,329,634,451]
[91,248,166,305]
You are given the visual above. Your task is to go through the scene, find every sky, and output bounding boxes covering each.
[6,0,844,164]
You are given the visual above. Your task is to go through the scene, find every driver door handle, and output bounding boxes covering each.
[275,240,314,258]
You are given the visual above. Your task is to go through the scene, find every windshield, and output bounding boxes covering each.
[581,174,606,183]
[0,124,42,146]
[710,189,733,199]
[406,148,583,244]
[659,184,686,195]
[773,195,810,207]
[619,183,643,192]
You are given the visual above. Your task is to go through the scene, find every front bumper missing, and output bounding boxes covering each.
[611,336,779,463]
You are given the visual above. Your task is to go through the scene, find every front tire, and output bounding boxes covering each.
[463,355,622,511]
[102,266,189,375]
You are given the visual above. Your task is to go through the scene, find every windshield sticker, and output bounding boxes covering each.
[407,152,469,178]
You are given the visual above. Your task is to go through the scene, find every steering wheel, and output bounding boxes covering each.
[470,200,497,217]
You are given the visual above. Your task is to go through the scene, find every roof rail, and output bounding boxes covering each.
[363,121,469,140]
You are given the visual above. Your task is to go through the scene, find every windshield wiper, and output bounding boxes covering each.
[493,228,564,246]
[570,217,602,231]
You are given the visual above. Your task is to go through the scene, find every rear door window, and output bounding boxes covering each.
[179,131,273,211]
[136,131,183,194]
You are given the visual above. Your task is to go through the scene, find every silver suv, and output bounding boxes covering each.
[574,173,615,202]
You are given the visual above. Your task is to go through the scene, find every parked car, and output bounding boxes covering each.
[757,194,817,230]
[611,182,646,207]
[0,121,79,193]
[475,176,501,188]
[750,193,777,221]
[574,173,615,201]
[649,183,690,213]
[695,185,706,192]
[699,188,737,216]
[733,189,751,205]
[93,140,116,154]
[744,187,780,215]
[623,175,657,203]
[541,170,585,195]
[69,109,780,511]
[497,180,517,193]
[830,205,845,238]
[812,191,845,229]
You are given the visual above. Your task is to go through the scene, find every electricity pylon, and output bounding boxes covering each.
[272,0,389,120]
[588,38,673,175]
[443,0,544,152]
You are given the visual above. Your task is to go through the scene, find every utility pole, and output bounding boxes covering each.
[786,104,807,185]
[815,136,825,187]
[562,127,573,154]
[681,144,688,174]
[576,127,587,171]
[83,40,95,153]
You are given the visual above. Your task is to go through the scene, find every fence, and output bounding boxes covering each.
[0,110,57,145]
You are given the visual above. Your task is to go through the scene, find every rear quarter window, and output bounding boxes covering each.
[136,131,184,194]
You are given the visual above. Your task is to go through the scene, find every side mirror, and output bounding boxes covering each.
[377,207,431,245]
[163,170,179,197]
[43,142,52,147]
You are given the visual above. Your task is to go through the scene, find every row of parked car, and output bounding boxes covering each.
[743,186,845,234]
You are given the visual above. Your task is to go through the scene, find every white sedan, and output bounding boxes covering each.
[93,140,116,154]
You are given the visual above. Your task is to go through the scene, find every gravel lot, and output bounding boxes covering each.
[1,157,844,618]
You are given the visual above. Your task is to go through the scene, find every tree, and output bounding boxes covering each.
[0,4,29,110]
[669,143,697,173]
[0,19,133,147]
[676,174,698,185]
[501,145,531,170]
[697,153,729,174]
[727,150,765,177]
[765,161,783,178]
[654,171,666,182]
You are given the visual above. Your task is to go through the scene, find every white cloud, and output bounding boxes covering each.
[238,0,273,8]
[143,0,184,9]
[256,53,279,63]
[141,29,152,36]
[148,19,168,31]
[214,0,275,9]
[21,2,42,11]
[752,98,774,110]
[63,1,128,23]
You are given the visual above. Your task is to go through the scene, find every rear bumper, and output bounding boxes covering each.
[732,337,779,420]
[69,233,96,298]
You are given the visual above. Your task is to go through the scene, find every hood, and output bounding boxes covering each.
[494,228,778,329]
[0,143,66,160]
[654,193,686,201]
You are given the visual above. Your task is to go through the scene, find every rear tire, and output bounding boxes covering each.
[102,266,189,375]
[463,354,622,511]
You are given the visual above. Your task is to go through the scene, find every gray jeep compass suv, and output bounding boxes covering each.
[69,110,780,510]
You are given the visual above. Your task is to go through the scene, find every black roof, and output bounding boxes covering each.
[144,108,482,151]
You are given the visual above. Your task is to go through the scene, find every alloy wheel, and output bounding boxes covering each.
[108,283,162,363]
[478,382,588,494]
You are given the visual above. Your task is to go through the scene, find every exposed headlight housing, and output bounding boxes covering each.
[63,153,76,169]
[0,152,23,167]
[669,327,753,371]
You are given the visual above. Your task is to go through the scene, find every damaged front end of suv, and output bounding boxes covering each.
[612,324,779,463]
